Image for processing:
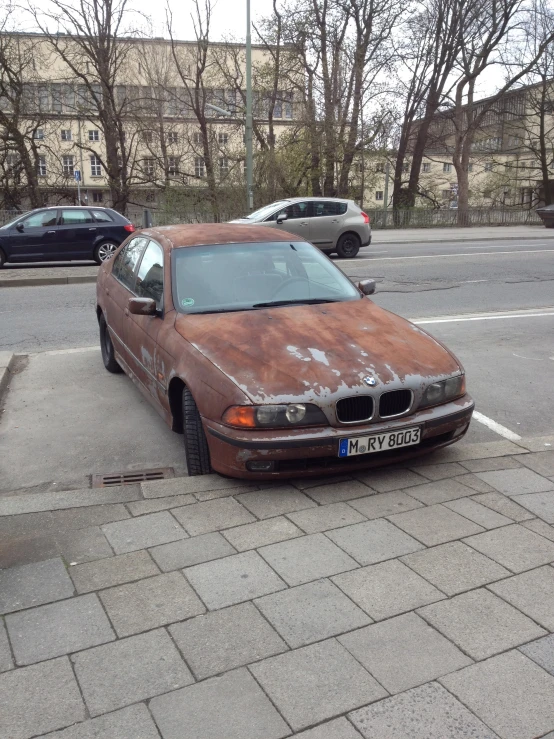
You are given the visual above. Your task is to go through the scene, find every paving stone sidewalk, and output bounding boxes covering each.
[1,439,554,738]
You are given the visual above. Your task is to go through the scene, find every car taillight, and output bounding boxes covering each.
[124,224,135,232]
[361,211,370,225]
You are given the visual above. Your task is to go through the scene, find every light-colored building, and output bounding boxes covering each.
[0,33,300,214]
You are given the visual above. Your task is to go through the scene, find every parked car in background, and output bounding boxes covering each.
[0,206,135,267]
[229,197,371,258]
[96,223,473,479]
[536,204,554,227]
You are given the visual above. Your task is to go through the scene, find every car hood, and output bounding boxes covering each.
[174,299,460,404]
[228,218,257,224]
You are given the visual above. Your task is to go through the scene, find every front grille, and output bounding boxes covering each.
[336,396,374,423]
[379,390,412,418]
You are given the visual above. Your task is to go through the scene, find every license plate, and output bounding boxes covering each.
[338,426,421,458]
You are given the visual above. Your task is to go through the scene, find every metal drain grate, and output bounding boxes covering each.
[92,467,175,487]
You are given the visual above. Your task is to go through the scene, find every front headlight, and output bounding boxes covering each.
[420,374,466,409]
[222,403,328,429]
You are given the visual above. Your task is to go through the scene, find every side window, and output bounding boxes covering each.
[92,210,113,223]
[21,211,57,228]
[313,201,347,217]
[284,202,311,220]
[60,209,94,225]
[135,241,164,310]
[112,237,148,292]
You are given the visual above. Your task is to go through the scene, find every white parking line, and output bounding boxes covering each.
[472,411,522,441]
[413,311,554,324]
[337,248,554,264]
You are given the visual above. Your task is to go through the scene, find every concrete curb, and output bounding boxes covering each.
[0,352,15,400]
[0,275,97,288]
[374,232,552,245]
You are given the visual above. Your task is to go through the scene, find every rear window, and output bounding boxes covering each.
[92,210,114,223]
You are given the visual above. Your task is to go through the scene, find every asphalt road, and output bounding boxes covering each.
[1,236,553,449]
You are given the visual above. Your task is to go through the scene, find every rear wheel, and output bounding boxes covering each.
[0,249,5,269]
[182,387,212,476]
[336,233,360,258]
[99,313,122,373]
[94,241,119,264]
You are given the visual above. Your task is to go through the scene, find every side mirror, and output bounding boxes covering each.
[16,222,24,232]
[276,212,288,224]
[128,297,157,315]
[358,279,376,296]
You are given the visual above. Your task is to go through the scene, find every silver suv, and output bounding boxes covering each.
[230,197,371,258]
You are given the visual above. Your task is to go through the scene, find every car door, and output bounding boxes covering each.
[309,200,346,250]
[105,236,149,367]
[5,210,59,262]
[57,209,96,259]
[125,239,165,399]
[274,201,312,239]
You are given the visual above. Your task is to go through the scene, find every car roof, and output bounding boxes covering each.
[278,197,352,204]
[141,223,307,249]
[30,206,111,211]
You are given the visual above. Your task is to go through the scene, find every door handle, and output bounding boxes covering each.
[47,230,56,234]
[301,221,308,226]
[89,227,97,231]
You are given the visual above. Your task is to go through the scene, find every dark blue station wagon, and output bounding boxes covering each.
[0,206,135,267]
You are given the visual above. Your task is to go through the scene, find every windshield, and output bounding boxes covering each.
[241,201,289,221]
[172,241,360,314]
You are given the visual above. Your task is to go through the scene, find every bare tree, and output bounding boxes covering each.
[450,0,554,223]
[391,0,463,210]
[0,10,47,209]
[30,0,142,214]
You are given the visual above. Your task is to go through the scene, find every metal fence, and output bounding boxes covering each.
[366,207,542,229]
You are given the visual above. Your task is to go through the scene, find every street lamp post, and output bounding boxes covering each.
[245,0,253,212]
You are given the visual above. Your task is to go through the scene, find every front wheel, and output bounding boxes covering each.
[182,387,212,475]
[99,313,123,373]
[94,242,119,264]
[336,233,360,259]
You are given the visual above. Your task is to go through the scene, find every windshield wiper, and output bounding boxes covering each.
[252,298,341,308]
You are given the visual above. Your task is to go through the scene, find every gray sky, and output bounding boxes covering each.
[140,0,277,42]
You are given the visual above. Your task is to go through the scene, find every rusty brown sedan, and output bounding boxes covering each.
[96,224,474,479]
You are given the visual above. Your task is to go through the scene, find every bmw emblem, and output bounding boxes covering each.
[363,376,377,387]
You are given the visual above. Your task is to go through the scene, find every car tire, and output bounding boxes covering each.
[99,313,123,373]
[0,248,5,269]
[94,241,120,264]
[336,233,360,258]
[182,387,212,476]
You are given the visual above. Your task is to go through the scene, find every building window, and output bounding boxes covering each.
[218,132,228,146]
[422,162,431,172]
[62,155,74,175]
[37,155,47,177]
[375,191,384,201]
[141,131,153,144]
[168,157,179,176]
[443,163,452,173]
[92,191,103,203]
[90,155,102,177]
[402,163,409,173]
[442,189,451,199]
[38,85,49,111]
[484,162,493,172]
[375,163,385,173]
[143,158,155,176]
[88,129,100,142]
[219,156,229,174]
[195,156,205,178]
[33,129,44,140]
[468,163,473,172]
[145,192,156,203]
[193,131,202,145]
[61,129,72,141]
[283,91,293,119]
[167,131,178,144]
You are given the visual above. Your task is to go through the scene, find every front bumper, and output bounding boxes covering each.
[204,395,474,479]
